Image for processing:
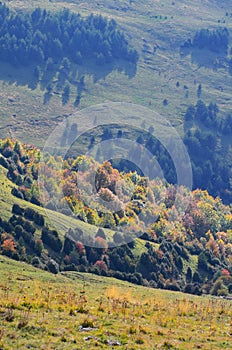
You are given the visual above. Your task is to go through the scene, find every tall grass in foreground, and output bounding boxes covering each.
[0,256,231,349]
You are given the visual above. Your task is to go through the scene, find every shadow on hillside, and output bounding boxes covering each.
[180,47,227,71]
[0,58,137,106]
[73,58,137,83]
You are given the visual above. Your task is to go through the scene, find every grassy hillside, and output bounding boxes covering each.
[0,0,231,146]
[0,255,231,350]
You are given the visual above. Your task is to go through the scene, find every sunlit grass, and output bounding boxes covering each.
[0,255,231,349]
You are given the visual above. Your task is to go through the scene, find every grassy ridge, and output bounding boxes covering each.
[0,254,231,349]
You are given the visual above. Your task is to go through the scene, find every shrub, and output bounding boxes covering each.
[1,220,13,233]
[112,271,125,280]
[24,208,36,221]
[192,283,202,295]
[30,195,41,206]
[14,225,24,239]
[34,239,43,256]
[21,230,34,245]
[41,228,62,253]
[165,281,181,292]
[23,221,36,235]
[33,212,45,227]
[11,187,24,199]
[63,264,78,272]
[1,237,16,253]
[217,288,228,296]
[9,215,18,227]
[198,252,208,271]
[32,256,42,267]
[211,276,232,296]
[80,318,94,328]
[12,204,24,216]
[176,256,183,271]
[47,259,59,274]
[63,236,75,254]
[2,147,13,158]
[186,267,192,283]
[135,338,144,344]
[0,156,9,169]
[94,260,108,273]
[193,271,201,283]
[163,99,168,106]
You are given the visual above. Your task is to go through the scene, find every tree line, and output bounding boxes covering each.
[0,202,232,296]
[181,27,229,53]
[0,3,138,68]
[184,100,232,204]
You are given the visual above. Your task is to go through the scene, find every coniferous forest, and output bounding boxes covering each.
[0,3,138,68]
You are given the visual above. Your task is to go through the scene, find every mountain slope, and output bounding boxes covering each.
[0,138,232,296]
[0,0,231,145]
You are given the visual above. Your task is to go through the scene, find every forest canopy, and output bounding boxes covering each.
[0,138,232,296]
[0,3,139,67]
[182,27,229,53]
